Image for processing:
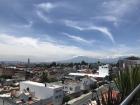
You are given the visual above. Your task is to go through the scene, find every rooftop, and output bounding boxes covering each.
[69,73,106,78]
[21,81,62,89]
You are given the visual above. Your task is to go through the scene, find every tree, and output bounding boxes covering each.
[50,62,57,67]
[63,96,71,104]
[81,60,87,65]
[97,61,101,66]
[40,72,48,83]
[0,75,12,79]
[68,62,74,67]
[89,64,93,69]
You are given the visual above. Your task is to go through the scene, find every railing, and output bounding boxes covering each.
[120,84,140,105]
[0,97,18,105]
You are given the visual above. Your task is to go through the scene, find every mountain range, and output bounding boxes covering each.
[1,56,138,64]
[60,56,127,63]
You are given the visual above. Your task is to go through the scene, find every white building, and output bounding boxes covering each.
[80,77,97,90]
[20,81,64,105]
[63,76,97,94]
[98,64,109,77]
[63,82,81,94]
[69,64,110,78]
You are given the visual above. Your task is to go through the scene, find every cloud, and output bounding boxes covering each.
[63,33,95,44]
[102,0,140,24]
[100,44,140,58]
[92,16,118,26]
[12,21,33,28]
[35,2,57,23]
[22,21,33,28]
[64,20,115,43]
[102,0,139,16]
[36,2,72,13]
[37,2,56,13]
[0,34,38,47]
[36,10,52,23]
[0,34,139,61]
[0,34,101,61]
[92,16,117,22]
[64,20,83,31]
[88,26,115,43]
[109,44,132,56]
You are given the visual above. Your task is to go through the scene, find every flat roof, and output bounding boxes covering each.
[20,81,62,89]
[69,73,106,78]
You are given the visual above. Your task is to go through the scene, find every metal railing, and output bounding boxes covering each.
[120,84,140,105]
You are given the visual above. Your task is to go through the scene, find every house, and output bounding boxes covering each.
[0,81,64,105]
[63,81,81,94]
[118,57,140,69]
[20,81,64,105]
[69,64,110,78]
[80,77,97,90]
[0,67,15,77]
[62,76,97,94]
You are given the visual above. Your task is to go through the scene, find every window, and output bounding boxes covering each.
[55,89,61,93]
[59,95,62,98]
[65,86,68,89]
[55,96,59,99]
[70,87,73,91]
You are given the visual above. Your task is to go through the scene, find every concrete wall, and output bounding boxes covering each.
[80,77,96,91]
[20,82,63,105]
[63,83,81,94]
[53,88,64,105]
[20,82,54,99]
[68,92,93,105]
[0,98,17,105]
[80,78,91,90]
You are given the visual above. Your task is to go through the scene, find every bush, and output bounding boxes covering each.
[63,96,71,104]
[114,66,140,100]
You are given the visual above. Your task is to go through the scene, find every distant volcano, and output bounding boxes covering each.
[59,56,127,63]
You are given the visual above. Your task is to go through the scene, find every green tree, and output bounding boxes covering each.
[81,60,87,65]
[50,62,57,67]
[40,72,48,83]
[63,96,71,104]
[68,62,74,67]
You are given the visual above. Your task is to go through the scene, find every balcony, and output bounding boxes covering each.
[120,84,140,105]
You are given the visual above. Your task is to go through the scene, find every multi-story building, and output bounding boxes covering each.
[20,81,64,105]
[69,64,110,78]
[79,77,96,91]
[0,66,27,80]
[63,81,81,94]
[0,67,15,77]
[0,81,64,105]
[118,57,140,69]
[98,64,110,77]
[63,76,97,94]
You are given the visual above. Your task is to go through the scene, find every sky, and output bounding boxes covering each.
[0,0,140,62]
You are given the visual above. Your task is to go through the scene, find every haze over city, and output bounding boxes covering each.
[0,0,140,62]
